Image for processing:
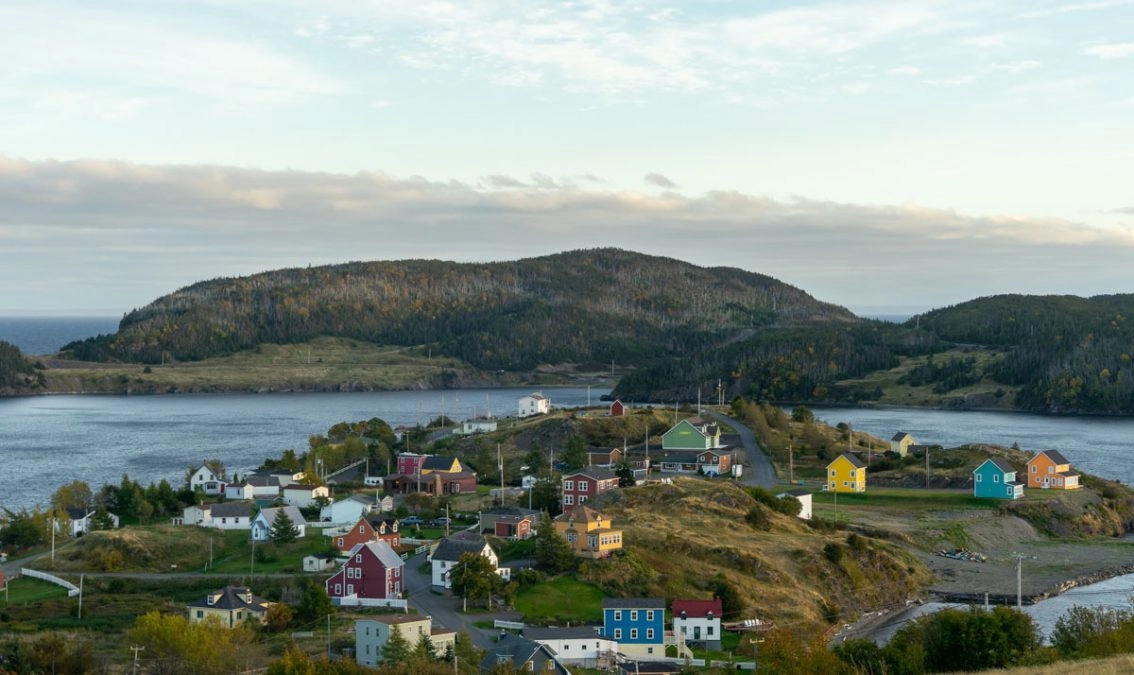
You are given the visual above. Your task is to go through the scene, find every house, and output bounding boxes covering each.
[281,483,330,509]
[1026,450,1081,490]
[491,514,534,539]
[224,481,255,501]
[479,507,540,537]
[609,400,626,417]
[587,447,624,467]
[384,471,477,496]
[189,464,225,496]
[776,489,812,520]
[303,552,337,572]
[326,540,405,603]
[554,505,623,559]
[973,458,1025,500]
[525,626,617,669]
[64,507,119,536]
[321,493,378,524]
[827,453,867,493]
[251,505,306,542]
[890,432,916,457]
[482,634,570,674]
[662,418,721,451]
[518,393,551,418]
[370,517,402,548]
[455,417,498,435]
[356,615,456,667]
[430,532,508,588]
[672,598,723,650]
[697,448,735,476]
[601,598,666,658]
[396,452,427,476]
[186,586,273,627]
[186,501,254,530]
[242,475,282,499]
[562,467,618,507]
[421,456,464,475]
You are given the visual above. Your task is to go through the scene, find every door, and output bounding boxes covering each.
[694,626,701,640]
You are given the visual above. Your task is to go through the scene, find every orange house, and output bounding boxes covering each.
[334,516,378,553]
[1026,450,1080,490]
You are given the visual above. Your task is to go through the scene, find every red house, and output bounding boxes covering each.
[326,541,405,602]
[334,517,378,553]
[396,453,428,476]
[609,400,625,417]
[384,472,477,496]
[369,517,401,548]
[562,467,618,507]
[493,515,533,539]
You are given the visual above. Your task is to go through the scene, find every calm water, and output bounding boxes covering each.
[0,387,607,511]
[0,316,119,355]
[809,406,1134,485]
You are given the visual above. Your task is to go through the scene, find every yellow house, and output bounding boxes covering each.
[553,505,623,559]
[186,586,274,628]
[826,453,867,493]
[890,432,916,458]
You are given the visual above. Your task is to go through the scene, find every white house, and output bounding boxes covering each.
[525,626,616,668]
[776,489,812,520]
[672,599,723,650]
[251,505,306,541]
[356,616,456,667]
[64,507,120,536]
[224,482,255,501]
[320,493,378,525]
[243,475,282,499]
[303,552,337,572]
[281,483,330,509]
[203,502,255,530]
[429,533,509,588]
[189,464,225,496]
[518,393,551,418]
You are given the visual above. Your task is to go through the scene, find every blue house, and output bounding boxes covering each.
[601,598,666,658]
[973,458,1024,499]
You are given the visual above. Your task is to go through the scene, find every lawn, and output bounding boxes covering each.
[809,487,998,511]
[1,577,69,604]
[513,575,604,624]
[207,528,333,574]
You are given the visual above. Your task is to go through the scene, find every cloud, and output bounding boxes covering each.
[1083,42,1134,59]
[644,173,679,189]
[889,65,921,75]
[990,60,1042,73]
[2,156,1133,313]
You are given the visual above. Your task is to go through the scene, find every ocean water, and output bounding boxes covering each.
[0,316,120,355]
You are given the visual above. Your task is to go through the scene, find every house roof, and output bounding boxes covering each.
[364,614,431,626]
[1035,449,1072,466]
[65,507,94,521]
[601,597,665,609]
[349,540,405,569]
[554,505,604,524]
[244,475,279,487]
[481,634,566,674]
[432,533,492,562]
[672,598,723,618]
[348,493,377,505]
[976,458,1017,474]
[778,488,810,498]
[524,625,603,640]
[257,505,304,528]
[892,432,911,441]
[564,467,618,481]
[831,453,867,469]
[422,456,459,471]
[210,501,254,518]
[523,393,548,401]
[282,483,321,492]
[186,586,271,613]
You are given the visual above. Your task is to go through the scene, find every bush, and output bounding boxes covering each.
[745,505,771,530]
[823,543,843,564]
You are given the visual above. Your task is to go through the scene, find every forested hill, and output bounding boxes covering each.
[61,249,856,369]
[0,340,40,393]
[912,294,1134,414]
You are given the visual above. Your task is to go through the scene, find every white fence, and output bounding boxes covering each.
[22,568,81,597]
[333,596,408,610]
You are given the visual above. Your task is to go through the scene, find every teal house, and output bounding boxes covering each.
[661,418,720,450]
[973,458,1024,499]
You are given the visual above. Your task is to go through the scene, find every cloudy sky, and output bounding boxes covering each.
[2,0,1132,316]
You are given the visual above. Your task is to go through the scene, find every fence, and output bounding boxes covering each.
[333,596,408,610]
[21,568,81,597]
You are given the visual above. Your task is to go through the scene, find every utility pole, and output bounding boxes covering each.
[1011,553,1034,609]
[926,447,930,489]
[327,613,332,657]
[788,435,794,484]
[130,646,145,675]
[78,574,84,619]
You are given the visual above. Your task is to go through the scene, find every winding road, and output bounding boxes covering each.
[704,410,777,489]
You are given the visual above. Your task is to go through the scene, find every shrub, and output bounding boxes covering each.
[823,542,843,564]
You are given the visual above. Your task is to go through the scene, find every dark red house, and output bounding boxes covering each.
[325,541,405,602]
[561,467,618,507]
[609,400,625,417]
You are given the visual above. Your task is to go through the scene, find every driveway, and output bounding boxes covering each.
[402,551,521,650]
[704,410,777,489]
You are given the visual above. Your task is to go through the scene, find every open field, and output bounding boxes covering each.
[513,575,605,624]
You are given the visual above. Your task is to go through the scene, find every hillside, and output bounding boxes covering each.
[60,248,855,371]
[0,339,42,394]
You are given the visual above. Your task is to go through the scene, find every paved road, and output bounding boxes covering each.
[704,410,777,489]
[402,551,520,650]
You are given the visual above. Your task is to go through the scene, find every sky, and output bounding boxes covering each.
[1,0,1132,317]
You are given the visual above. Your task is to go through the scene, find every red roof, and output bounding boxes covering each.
[672,598,722,619]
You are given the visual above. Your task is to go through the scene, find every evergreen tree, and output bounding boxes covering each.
[89,505,116,531]
[296,580,335,623]
[562,436,588,471]
[382,624,411,665]
[414,631,439,661]
[270,509,300,544]
[450,552,503,608]
[453,630,484,674]
[614,461,635,487]
[533,513,576,574]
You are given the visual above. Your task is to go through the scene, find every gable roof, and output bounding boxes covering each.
[564,467,618,481]
[830,453,867,469]
[554,504,604,524]
[347,493,377,505]
[891,432,911,442]
[481,634,567,674]
[524,625,603,640]
[186,586,271,614]
[256,505,304,527]
[672,598,722,619]
[348,540,404,570]
[1034,449,1071,466]
[422,456,459,471]
[601,597,666,609]
[210,501,254,518]
[282,483,321,492]
[431,533,492,562]
[975,457,1017,474]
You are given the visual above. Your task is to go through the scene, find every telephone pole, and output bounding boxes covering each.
[1011,552,1035,609]
[130,646,145,675]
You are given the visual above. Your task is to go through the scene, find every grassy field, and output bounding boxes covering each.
[0,576,70,604]
[513,575,605,624]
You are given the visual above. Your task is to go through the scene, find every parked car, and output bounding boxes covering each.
[429,517,451,527]
[401,516,424,526]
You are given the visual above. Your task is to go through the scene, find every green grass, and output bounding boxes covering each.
[690,630,743,662]
[207,528,333,574]
[513,575,604,624]
[810,487,997,511]
[1,577,70,604]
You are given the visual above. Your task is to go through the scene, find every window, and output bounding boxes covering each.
[579,482,588,493]
[630,629,638,640]
[1048,466,1054,474]
[236,611,242,619]
[338,537,345,547]
[993,474,1000,483]
[360,525,365,533]
[1031,465,1037,473]
[614,629,622,639]
[630,611,638,621]
[646,611,654,621]
[647,629,654,640]
[356,554,363,562]
[196,610,203,618]
[830,470,836,477]
[335,584,342,594]
[975,474,982,483]
[564,495,574,505]
[647,647,654,654]
[579,495,587,504]
[564,480,574,491]
[613,611,622,621]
